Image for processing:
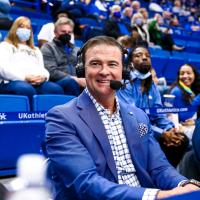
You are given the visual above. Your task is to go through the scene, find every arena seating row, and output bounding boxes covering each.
[0,94,76,177]
[10,0,51,15]
[149,48,200,84]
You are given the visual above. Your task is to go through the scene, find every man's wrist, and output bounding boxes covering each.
[180,179,200,187]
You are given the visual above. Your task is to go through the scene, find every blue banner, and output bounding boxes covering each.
[0,112,47,122]
[144,106,197,115]
[0,106,197,122]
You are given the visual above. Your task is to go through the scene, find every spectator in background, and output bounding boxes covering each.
[121,6,133,28]
[170,64,200,123]
[79,0,108,20]
[131,12,151,46]
[0,0,13,30]
[117,45,189,167]
[162,10,173,26]
[41,17,85,96]
[184,15,200,32]
[138,7,149,23]
[121,0,132,9]
[0,16,64,101]
[131,0,141,14]
[183,0,199,14]
[37,8,75,48]
[117,35,134,52]
[148,13,185,51]
[170,64,200,144]
[151,68,168,96]
[169,64,200,142]
[103,4,131,39]
[172,0,190,16]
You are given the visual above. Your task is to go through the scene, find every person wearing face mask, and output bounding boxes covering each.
[0,16,64,102]
[103,4,131,39]
[41,17,86,96]
[37,8,75,48]
[117,45,189,167]
[130,12,151,47]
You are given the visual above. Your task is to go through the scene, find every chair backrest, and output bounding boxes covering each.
[0,95,30,112]
[33,95,76,112]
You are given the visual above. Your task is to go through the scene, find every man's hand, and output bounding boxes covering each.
[25,75,46,85]
[156,184,200,199]
[160,128,185,147]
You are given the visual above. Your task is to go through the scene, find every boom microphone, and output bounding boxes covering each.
[110,79,134,90]
[110,80,123,90]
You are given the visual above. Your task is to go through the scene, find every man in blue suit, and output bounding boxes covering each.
[45,36,200,200]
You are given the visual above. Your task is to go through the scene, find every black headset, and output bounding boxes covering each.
[75,38,131,81]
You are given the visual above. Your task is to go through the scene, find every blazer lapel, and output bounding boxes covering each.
[77,92,118,181]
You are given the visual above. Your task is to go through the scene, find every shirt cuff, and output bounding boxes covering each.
[142,189,160,200]
[151,125,163,138]
[178,180,189,187]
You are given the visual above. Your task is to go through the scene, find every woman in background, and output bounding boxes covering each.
[169,64,200,143]
[170,64,200,123]
[0,16,64,101]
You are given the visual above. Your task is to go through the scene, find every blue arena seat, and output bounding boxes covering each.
[33,94,76,112]
[75,39,84,48]
[0,121,45,176]
[184,52,200,61]
[0,95,30,112]
[149,48,171,58]
[76,17,99,27]
[151,56,168,78]
[0,95,44,176]
[188,59,200,73]
[10,0,41,12]
[185,41,200,54]
[162,57,185,85]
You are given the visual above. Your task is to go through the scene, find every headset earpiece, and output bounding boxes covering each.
[75,50,85,78]
[75,41,131,80]
[122,49,131,80]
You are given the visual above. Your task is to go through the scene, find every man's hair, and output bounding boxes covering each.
[129,44,149,63]
[54,17,74,32]
[80,36,124,65]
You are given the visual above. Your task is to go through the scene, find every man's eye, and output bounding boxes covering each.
[91,62,100,67]
[109,63,118,68]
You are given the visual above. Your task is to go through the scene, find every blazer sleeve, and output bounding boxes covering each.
[45,106,146,200]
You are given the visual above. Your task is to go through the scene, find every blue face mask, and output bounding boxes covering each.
[113,11,121,19]
[131,69,151,80]
[135,18,143,26]
[16,28,31,42]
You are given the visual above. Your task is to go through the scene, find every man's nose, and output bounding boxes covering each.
[142,54,148,60]
[99,65,110,74]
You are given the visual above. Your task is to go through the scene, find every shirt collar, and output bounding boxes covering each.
[85,88,120,115]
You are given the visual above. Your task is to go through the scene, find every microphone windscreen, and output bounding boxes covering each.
[110,80,122,90]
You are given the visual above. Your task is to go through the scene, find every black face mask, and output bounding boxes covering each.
[135,63,151,74]
[58,33,71,45]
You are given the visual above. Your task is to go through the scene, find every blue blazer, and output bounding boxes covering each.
[45,91,186,200]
